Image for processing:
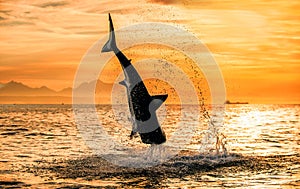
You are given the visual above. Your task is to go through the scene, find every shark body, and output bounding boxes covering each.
[101,14,167,144]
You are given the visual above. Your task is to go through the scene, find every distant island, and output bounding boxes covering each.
[225,100,249,104]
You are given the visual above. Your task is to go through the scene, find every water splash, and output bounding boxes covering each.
[145,144,168,163]
[198,89,228,157]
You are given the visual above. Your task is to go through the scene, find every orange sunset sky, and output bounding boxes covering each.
[0,0,299,104]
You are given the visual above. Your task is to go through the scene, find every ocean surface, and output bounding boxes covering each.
[0,104,299,188]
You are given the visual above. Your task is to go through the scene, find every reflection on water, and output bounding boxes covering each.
[0,104,299,188]
[224,105,300,156]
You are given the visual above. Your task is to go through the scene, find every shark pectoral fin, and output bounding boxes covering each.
[119,80,127,86]
[150,94,168,111]
[152,94,168,103]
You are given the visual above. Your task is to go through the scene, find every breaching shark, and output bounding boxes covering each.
[101,14,167,144]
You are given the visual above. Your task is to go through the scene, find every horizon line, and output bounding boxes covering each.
[1,103,300,105]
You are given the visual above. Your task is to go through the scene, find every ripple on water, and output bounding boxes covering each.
[0,104,299,188]
[23,153,300,188]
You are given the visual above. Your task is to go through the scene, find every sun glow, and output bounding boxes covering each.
[0,0,299,104]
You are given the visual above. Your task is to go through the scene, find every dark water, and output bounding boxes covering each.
[0,104,299,188]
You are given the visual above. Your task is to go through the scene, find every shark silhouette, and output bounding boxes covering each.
[101,14,167,144]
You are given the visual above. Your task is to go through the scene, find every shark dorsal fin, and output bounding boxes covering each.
[149,94,168,111]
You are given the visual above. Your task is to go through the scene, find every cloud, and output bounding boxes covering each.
[147,0,179,5]
[36,1,69,8]
[0,21,34,27]
[101,7,142,14]
[0,10,12,15]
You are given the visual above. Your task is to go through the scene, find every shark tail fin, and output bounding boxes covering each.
[101,13,117,53]
[150,94,168,111]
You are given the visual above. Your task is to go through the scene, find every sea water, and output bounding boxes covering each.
[0,104,299,188]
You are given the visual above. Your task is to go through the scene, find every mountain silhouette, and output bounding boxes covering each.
[74,80,112,96]
[0,81,56,96]
[0,80,113,104]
